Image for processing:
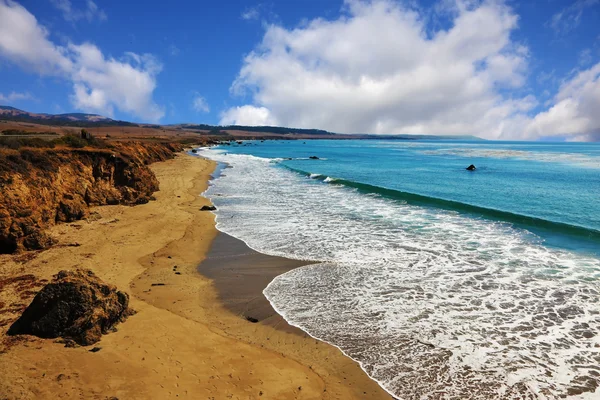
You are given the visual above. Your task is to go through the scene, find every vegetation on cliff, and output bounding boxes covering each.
[0,137,186,254]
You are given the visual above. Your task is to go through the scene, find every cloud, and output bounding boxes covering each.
[548,0,598,36]
[50,0,107,22]
[525,62,600,141]
[192,94,210,113]
[579,48,593,66]
[220,105,277,126]
[169,44,180,56]
[241,6,260,21]
[0,91,34,103]
[223,0,534,139]
[0,0,164,122]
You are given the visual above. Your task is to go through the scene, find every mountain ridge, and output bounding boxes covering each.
[0,105,485,140]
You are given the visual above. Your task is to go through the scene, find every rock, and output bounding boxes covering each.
[309,156,319,160]
[7,269,133,346]
[466,164,476,171]
[246,316,259,323]
[56,198,88,223]
[191,149,198,153]
[200,205,216,211]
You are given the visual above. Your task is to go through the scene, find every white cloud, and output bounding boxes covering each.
[0,91,34,103]
[50,0,107,22]
[242,9,259,21]
[192,94,210,113]
[169,44,180,56]
[579,48,593,66]
[220,105,277,126]
[0,0,72,74]
[548,0,598,35]
[525,62,600,141]
[223,0,533,138]
[0,0,164,122]
[241,6,260,21]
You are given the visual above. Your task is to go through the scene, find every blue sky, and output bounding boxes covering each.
[0,0,599,140]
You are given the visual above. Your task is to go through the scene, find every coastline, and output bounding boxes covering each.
[0,152,390,399]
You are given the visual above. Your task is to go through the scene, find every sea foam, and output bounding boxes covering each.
[203,149,600,399]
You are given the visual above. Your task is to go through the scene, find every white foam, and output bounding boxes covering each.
[420,147,600,169]
[203,149,600,399]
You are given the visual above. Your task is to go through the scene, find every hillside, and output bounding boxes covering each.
[0,106,135,127]
[1,105,484,141]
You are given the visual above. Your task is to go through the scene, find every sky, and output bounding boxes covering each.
[0,0,599,141]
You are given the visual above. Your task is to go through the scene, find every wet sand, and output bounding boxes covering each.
[199,232,312,333]
[0,153,391,399]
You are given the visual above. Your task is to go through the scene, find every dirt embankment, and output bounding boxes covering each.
[0,141,188,254]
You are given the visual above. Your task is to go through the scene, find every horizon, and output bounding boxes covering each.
[0,0,599,141]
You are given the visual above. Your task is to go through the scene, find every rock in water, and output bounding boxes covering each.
[200,205,216,211]
[466,164,477,171]
[309,156,319,160]
[7,269,133,345]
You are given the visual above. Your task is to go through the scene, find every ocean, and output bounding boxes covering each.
[200,139,600,399]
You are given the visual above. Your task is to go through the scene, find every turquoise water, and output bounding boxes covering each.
[202,140,600,399]
[220,140,600,254]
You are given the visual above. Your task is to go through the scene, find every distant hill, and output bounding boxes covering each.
[0,105,483,140]
[175,123,483,140]
[0,106,137,127]
[177,123,334,136]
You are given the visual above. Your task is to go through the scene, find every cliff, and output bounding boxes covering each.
[0,141,186,253]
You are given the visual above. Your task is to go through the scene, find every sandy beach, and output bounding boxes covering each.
[0,153,390,399]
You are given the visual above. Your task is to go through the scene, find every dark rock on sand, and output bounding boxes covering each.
[309,156,319,160]
[466,164,477,171]
[200,205,216,211]
[246,316,259,323]
[8,269,133,346]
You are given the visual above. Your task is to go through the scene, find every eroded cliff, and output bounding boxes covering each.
[0,141,186,253]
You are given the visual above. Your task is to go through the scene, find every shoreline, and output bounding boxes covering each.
[0,152,390,399]
[198,231,310,335]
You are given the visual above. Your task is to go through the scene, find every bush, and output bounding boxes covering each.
[54,134,88,148]
[0,137,55,149]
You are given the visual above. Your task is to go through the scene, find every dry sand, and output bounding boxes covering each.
[0,153,390,399]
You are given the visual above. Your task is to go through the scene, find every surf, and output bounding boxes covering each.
[282,164,600,244]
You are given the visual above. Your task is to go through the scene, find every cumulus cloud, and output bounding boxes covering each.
[222,0,536,139]
[0,0,163,122]
[50,0,107,23]
[220,105,277,126]
[0,91,34,103]
[192,94,210,113]
[525,62,600,141]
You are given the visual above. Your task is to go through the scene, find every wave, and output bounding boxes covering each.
[284,165,600,243]
[203,149,600,398]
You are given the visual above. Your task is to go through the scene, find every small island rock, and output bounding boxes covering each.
[466,164,476,171]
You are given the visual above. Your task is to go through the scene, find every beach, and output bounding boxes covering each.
[0,153,390,399]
